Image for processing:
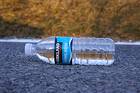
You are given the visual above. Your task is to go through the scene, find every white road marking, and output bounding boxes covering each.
[0,39,140,45]
[0,39,41,43]
[115,42,140,45]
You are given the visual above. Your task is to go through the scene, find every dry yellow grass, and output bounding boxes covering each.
[0,0,95,36]
[0,0,139,40]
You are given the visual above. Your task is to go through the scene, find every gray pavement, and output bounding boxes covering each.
[0,42,140,93]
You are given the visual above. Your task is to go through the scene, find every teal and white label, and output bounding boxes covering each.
[54,37,73,65]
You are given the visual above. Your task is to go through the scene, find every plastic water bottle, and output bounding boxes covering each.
[25,36,115,65]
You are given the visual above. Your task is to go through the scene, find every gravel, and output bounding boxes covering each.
[0,42,140,93]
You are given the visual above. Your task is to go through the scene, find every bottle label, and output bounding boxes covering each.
[54,37,73,65]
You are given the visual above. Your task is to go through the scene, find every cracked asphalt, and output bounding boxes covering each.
[0,42,140,93]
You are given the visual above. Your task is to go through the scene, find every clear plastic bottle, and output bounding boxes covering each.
[25,36,115,65]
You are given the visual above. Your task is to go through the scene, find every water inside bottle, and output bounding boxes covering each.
[37,50,55,64]
[37,50,114,65]
[73,51,114,65]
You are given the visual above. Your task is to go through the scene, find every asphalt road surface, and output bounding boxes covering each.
[0,42,140,93]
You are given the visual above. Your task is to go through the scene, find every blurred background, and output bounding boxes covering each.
[0,0,139,40]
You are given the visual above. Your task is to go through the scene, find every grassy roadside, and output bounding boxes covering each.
[0,0,139,40]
